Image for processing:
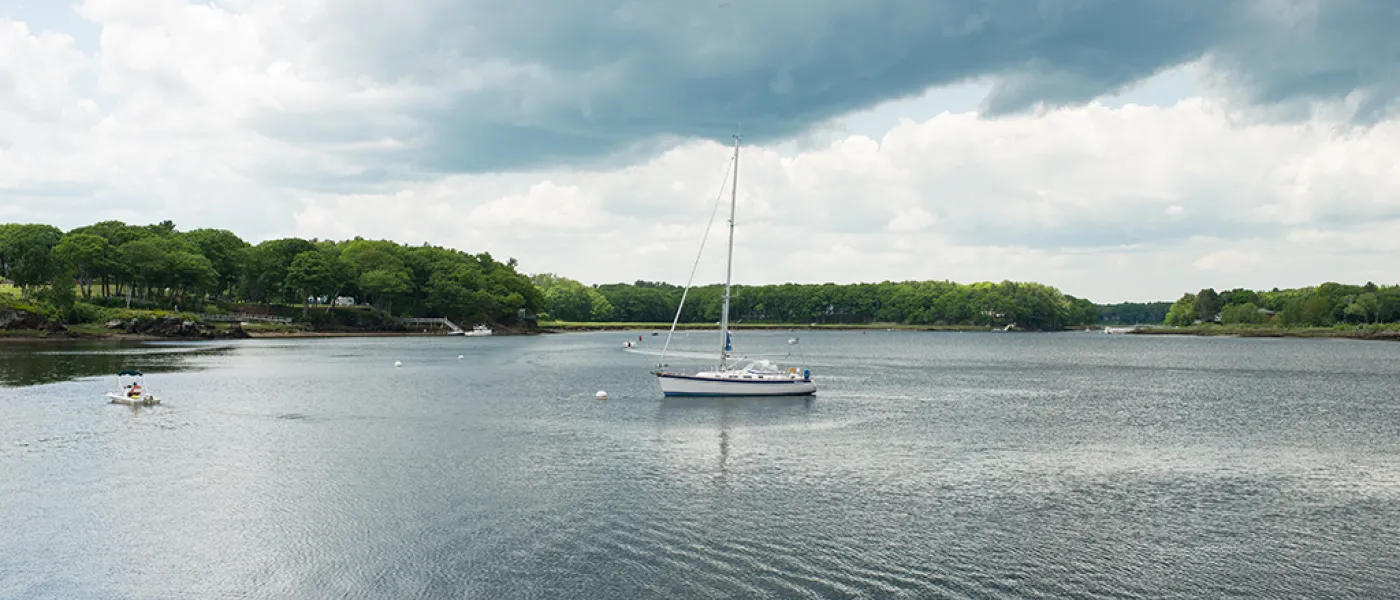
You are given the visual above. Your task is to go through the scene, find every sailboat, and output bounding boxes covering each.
[652,134,817,397]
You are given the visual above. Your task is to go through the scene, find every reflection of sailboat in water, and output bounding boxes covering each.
[652,133,817,398]
[716,428,730,478]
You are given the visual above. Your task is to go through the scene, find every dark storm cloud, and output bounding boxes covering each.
[252,0,1400,175]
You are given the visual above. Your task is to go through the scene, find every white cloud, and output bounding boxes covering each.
[1193,249,1262,272]
[466,181,600,232]
[283,100,1400,303]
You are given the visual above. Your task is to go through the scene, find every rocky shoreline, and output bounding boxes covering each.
[1,308,252,340]
[104,316,252,339]
[0,307,545,341]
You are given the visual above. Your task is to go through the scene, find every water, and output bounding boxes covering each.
[3,330,1400,599]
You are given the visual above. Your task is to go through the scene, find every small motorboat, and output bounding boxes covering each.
[107,369,159,406]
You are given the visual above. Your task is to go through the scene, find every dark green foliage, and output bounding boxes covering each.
[1195,288,1222,323]
[184,228,249,298]
[1164,293,1197,326]
[1220,303,1268,325]
[0,220,542,328]
[1097,301,1171,325]
[34,268,77,321]
[0,223,64,298]
[578,278,1099,329]
[1162,283,1400,328]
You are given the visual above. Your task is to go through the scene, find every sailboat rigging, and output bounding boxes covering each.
[651,134,817,397]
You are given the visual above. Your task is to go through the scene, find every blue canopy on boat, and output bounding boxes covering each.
[116,369,143,377]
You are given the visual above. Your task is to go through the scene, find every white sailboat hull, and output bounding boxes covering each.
[656,372,816,397]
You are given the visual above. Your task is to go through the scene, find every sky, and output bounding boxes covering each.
[2,1,1399,303]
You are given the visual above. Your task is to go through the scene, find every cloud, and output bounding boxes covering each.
[270,0,1400,174]
[30,0,1392,177]
[4,1,1400,304]
[283,99,1400,302]
[1193,249,1262,272]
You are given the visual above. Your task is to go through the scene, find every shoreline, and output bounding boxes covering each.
[2,323,1008,341]
[536,323,999,332]
[0,329,540,342]
[8,323,1400,342]
[1127,326,1400,341]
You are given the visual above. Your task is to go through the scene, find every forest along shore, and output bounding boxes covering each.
[6,220,1400,343]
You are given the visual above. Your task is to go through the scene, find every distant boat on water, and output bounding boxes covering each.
[106,369,159,406]
[450,324,493,337]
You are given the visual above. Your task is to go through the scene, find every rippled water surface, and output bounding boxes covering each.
[3,331,1400,599]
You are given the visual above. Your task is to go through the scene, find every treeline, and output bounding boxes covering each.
[1097,301,1172,325]
[1164,283,1400,326]
[533,276,1100,330]
[0,220,542,325]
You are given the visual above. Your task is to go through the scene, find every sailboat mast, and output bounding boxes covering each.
[718,134,740,369]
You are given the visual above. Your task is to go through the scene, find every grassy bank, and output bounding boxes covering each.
[1131,324,1400,341]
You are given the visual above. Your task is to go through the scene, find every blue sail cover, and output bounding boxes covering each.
[725,331,732,352]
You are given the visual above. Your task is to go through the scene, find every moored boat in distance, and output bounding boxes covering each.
[452,324,493,337]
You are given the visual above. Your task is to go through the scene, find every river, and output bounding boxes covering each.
[3,330,1399,598]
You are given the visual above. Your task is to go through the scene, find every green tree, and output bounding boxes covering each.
[145,220,177,236]
[1345,292,1381,324]
[358,268,413,313]
[241,238,317,303]
[1164,293,1197,326]
[533,273,597,322]
[589,289,617,321]
[116,237,172,303]
[1220,288,1260,307]
[52,233,110,298]
[1097,302,1172,325]
[546,281,593,322]
[1195,288,1222,323]
[1300,295,1332,326]
[167,251,218,303]
[1220,303,1267,325]
[1357,292,1382,324]
[184,228,249,299]
[35,267,77,320]
[284,251,335,319]
[0,224,64,299]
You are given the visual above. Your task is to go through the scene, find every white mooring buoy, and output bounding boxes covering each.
[394,360,402,368]
[596,390,609,400]
[457,355,464,360]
